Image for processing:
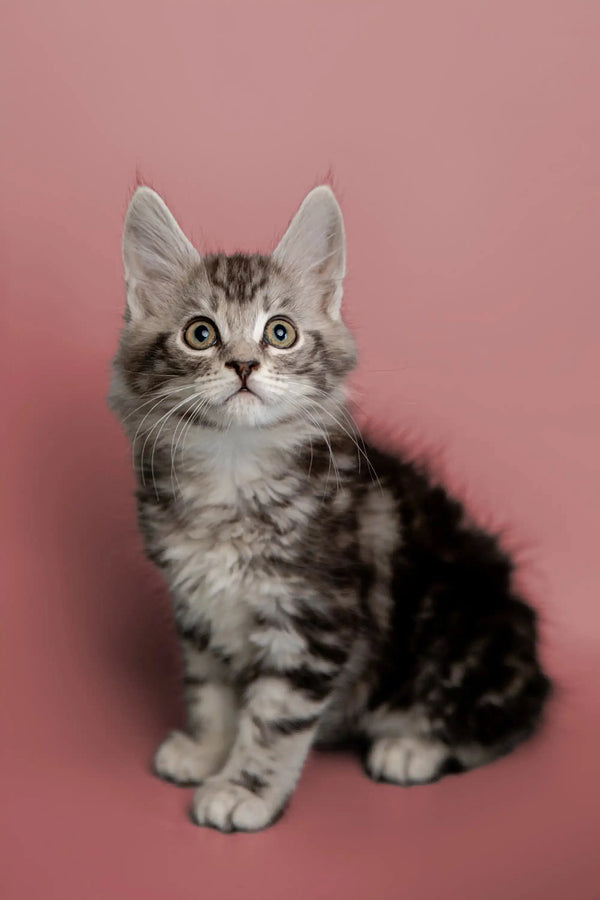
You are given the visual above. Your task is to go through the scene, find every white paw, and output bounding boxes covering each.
[366,736,449,785]
[153,731,226,785]
[191,779,276,832]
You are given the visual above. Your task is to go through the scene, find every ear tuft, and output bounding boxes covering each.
[273,186,346,316]
[122,187,200,315]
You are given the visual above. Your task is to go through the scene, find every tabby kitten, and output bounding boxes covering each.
[109,185,551,832]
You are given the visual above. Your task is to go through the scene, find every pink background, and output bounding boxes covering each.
[2,1,600,898]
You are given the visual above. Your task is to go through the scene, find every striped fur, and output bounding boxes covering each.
[109,186,551,832]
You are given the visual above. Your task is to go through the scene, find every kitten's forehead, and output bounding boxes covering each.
[203,253,273,306]
[181,252,297,331]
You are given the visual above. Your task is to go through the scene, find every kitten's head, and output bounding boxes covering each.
[110,186,357,431]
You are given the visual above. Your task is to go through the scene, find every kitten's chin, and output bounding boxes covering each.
[216,390,275,428]
[204,391,300,429]
[225,390,261,413]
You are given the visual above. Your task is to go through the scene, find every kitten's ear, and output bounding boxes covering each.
[273,186,346,317]
[122,187,200,317]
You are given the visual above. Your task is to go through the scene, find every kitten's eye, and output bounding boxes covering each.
[264,318,297,349]
[183,318,219,350]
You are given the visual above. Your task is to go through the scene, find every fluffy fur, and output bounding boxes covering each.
[109,185,551,832]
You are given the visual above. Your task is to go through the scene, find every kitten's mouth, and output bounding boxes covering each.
[226,386,262,403]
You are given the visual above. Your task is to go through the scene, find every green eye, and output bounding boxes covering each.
[183,318,219,350]
[264,318,297,349]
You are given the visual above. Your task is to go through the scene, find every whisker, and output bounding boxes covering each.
[132,392,191,477]
[138,393,202,493]
[122,385,194,423]
[262,377,381,491]
[305,398,382,492]
[149,393,204,499]
[285,396,341,498]
[117,369,186,379]
[171,396,211,492]
[169,399,199,493]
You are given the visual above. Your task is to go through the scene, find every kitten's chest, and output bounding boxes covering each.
[159,448,316,663]
[172,528,259,663]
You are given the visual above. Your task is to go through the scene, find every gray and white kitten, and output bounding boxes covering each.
[109,185,551,832]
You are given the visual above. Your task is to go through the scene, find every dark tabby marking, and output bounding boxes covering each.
[271,715,322,736]
[109,184,551,833]
[232,770,269,794]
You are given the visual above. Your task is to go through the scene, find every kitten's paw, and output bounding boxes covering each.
[153,731,225,786]
[191,779,278,833]
[365,736,449,786]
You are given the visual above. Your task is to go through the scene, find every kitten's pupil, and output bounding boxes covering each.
[196,325,210,342]
[274,324,287,341]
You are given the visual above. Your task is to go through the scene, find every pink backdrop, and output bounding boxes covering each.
[2,2,599,898]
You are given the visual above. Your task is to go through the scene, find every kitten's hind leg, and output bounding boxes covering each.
[362,720,524,786]
[359,600,551,787]
[365,734,451,785]
[360,707,455,785]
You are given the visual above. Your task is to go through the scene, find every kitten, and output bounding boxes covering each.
[109,185,551,832]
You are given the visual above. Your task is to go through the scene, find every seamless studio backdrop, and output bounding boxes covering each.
[2,2,599,899]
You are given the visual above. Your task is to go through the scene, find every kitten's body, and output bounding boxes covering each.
[110,188,551,832]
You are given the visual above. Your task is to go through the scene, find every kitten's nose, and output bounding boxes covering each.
[225,359,260,382]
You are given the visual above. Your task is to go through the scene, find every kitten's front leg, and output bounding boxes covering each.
[191,666,338,832]
[154,631,238,785]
